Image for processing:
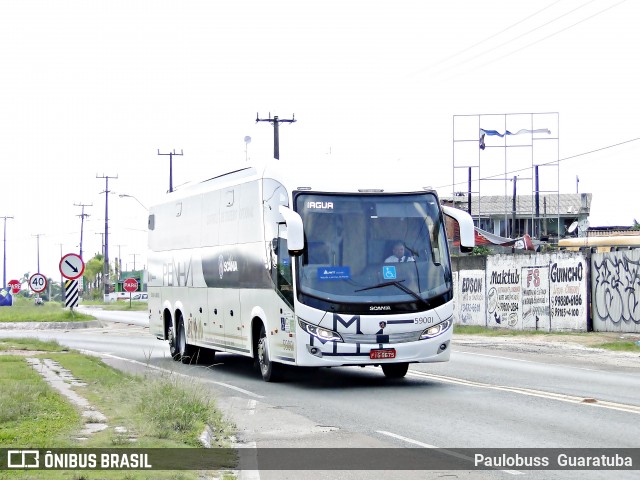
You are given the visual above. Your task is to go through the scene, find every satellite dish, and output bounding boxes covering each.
[244,136,252,144]
[567,221,578,234]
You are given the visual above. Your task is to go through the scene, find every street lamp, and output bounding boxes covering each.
[119,194,148,211]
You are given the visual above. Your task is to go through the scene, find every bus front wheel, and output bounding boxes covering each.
[382,363,409,379]
[257,324,280,382]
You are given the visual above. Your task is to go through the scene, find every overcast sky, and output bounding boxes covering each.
[1,0,638,285]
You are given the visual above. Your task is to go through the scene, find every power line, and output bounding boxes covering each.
[409,0,565,77]
[463,0,627,76]
[438,136,640,191]
[412,0,626,81]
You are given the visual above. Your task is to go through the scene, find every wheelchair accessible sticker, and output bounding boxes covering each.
[383,266,397,279]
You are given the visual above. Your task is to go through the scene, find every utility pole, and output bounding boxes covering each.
[256,113,296,160]
[1,216,13,288]
[130,253,141,271]
[157,149,183,193]
[95,232,105,293]
[74,202,92,260]
[114,244,126,280]
[32,233,44,273]
[511,176,517,239]
[57,243,65,302]
[97,174,117,299]
[467,167,472,215]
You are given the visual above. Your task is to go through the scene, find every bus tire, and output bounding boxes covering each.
[178,316,195,364]
[168,324,180,361]
[382,363,409,379]
[257,323,280,382]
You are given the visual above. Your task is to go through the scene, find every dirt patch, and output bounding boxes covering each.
[0,349,49,356]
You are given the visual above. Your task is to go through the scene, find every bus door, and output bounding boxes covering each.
[270,225,296,361]
[222,289,244,352]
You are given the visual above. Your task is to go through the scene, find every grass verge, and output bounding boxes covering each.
[0,338,236,479]
[76,299,149,311]
[0,298,95,323]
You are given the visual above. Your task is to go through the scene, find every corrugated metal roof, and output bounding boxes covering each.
[445,193,591,216]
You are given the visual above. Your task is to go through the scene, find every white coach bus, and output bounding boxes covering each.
[147,159,474,381]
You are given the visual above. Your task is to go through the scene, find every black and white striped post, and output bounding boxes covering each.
[64,280,79,309]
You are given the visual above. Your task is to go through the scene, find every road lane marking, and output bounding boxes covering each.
[454,350,626,374]
[79,349,264,399]
[376,430,523,475]
[407,370,640,415]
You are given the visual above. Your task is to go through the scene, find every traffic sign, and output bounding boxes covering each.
[8,279,20,294]
[123,278,139,293]
[29,273,47,293]
[59,253,85,280]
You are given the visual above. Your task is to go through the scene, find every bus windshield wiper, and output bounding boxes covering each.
[355,280,427,306]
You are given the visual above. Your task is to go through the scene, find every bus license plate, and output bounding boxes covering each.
[370,348,396,360]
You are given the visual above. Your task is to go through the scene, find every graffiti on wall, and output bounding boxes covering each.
[457,270,486,326]
[549,258,588,330]
[521,266,550,331]
[457,253,589,331]
[486,259,522,328]
[592,250,640,332]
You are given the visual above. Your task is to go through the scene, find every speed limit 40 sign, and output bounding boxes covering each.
[29,273,47,293]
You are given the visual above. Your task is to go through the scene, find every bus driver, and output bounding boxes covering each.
[385,241,415,263]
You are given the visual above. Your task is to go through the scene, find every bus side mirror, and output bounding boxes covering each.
[278,206,304,253]
[442,206,475,252]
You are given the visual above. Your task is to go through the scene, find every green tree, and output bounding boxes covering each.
[83,254,104,296]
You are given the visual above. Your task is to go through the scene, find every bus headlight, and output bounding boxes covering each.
[420,318,452,340]
[298,318,343,342]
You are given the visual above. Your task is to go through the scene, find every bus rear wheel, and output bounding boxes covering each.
[257,324,280,382]
[382,363,409,379]
[178,317,195,364]
[168,325,179,361]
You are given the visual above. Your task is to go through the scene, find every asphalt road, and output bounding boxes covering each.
[1,309,639,480]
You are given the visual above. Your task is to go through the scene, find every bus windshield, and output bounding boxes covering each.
[294,192,451,306]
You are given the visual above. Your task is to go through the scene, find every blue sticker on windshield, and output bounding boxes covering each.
[317,266,351,280]
[383,266,397,280]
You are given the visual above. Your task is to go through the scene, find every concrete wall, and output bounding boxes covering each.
[453,252,589,332]
[591,249,640,333]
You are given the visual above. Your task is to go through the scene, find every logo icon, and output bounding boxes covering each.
[7,450,40,468]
